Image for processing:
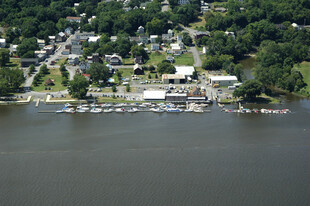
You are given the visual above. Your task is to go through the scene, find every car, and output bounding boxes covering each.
[218,89,222,92]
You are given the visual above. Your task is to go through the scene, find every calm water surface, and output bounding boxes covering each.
[0,99,310,205]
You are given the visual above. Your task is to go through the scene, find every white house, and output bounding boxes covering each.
[88,36,100,43]
[209,76,238,86]
[150,35,158,43]
[151,43,160,51]
[66,16,81,23]
[0,38,6,48]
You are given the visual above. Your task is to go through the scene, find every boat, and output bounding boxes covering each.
[115,108,125,113]
[127,108,139,113]
[166,108,183,112]
[81,104,89,107]
[77,105,89,111]
[64,108,75,113]
[65,103,73,107]
[150,108,164,113]
[76,108,86,113]
[184,109,193,113]
[56,109,64,113]
[103,108,114,113]
[90,107,102,113]
[177,105,186,108]
[90,103,99,107]
[193,108,204,113]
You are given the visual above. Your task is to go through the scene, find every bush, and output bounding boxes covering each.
[112,85,117,92]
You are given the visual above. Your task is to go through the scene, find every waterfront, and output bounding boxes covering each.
[0,98,310,205]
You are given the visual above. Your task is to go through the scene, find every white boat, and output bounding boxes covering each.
[128,108,139,113]
[90,103,99,107]
[193,108,204,113]
[81,104,89,107]
[115,108,125,113]
[90,108,102,113]
[184,109,193,112]
[64,108,75,113]
[103,108,114,113]
[65,103,73,107]
[177,105,186,108]
[166,108,183,113]
[76,108,86,113]
[56,110,64,113]
[154,108,164,113]
[77,105,89,111]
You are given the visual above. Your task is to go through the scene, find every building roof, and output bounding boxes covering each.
[21,58,38,62]
[66,16,81,20]
[69,54,79,59]
[209,76,238,81]
[143,91,166,100]
[175,66,195,76]
[0,38,6,43]
[162,74,185,79]
[88,36,100,42]
[150,35,158,39]
[133,64,142,70]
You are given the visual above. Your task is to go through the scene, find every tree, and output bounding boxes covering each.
[202,55,233,70]
[0,78,9,96]
[131,45,149,60]
[87,63,109,84]
[68,75,89,99]
[157,62,176,74]
[112,85,117,92]
[233,79,263,99]
[149,65,155,73]
[39,64,49,75]
[0,49,10,67]
[182,32,192,46]
[146,18,164,35]
[17,38,39,58]
[126,84,130,92]
[0,68,25,89]
[28,64,35,75]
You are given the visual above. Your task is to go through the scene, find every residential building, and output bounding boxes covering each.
[134,56,143,64]
[133,64,144,75]
[178,0,190,5]
[110,36,117,42]
[139,35,149,44]
[21,58,38,67]
[214,7,227,12]
[168,29,174,37]
[64,27,74,36]
[187,86,207,101]
[129,36,140,43]
[162,34,172,43]
[151,43,160,51]
[66,16,82,23]
[150,35,158,43]
[62,49,70,55]
[48,36,56,44]
[137,26,144,34]
[56,32,66,42]
[68,54,79,65]
[177,35,182,43]
[71,45,83,55]
[92,53,100,63]
[88,36,100,43]
[79,61,90,72]
[75,32,95,41]
[71,38,80,45]
[194,31,210,39]
[0,38,6,48]
[43,45,54,55]
[209,76,238,86]
[37,39,45,48]
[105,54,122,65]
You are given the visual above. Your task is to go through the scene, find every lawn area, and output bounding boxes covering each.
[122,58,135,65]
[188,16,207,31]
[145,52,167,65]
[173,53,194,66]
[4,58,20,68]
[56,57,68,65]
[32,67,67,92]
[295,61,310,95]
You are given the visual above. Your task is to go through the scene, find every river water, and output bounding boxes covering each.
[0,99,310,205]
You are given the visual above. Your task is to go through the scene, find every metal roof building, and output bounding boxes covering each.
[209,76,238,86]
[143,91,166,101]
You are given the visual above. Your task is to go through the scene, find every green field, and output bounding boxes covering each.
[174,53,194,65]
[32,68,67,92]
[188,16,207,31]
[295,61,310,95]
[145,52,167,65]
[4,58,20,68]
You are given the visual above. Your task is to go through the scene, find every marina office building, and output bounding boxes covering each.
[209,76,238,86]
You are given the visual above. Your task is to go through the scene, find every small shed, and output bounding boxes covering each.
[45,79,55,86]
[133,64,143,75]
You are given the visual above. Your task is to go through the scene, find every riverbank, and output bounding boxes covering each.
[0,96,32,105]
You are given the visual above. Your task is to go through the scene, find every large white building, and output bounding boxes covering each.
[175,66,195,79]
[143,90,166,101]
[209,76,238,86]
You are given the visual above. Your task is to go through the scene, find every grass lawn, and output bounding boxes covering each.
[32,67,67,92]
[189,16,207,31]
[294,61,310,95]
[4,58,20,68]
[173,53,194,66]
[122,58,135,65]
[145,52,167,65]
[56,57,68,65]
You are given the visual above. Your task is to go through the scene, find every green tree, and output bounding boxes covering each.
[68,75,89,99]
[0,78,9,96]
[146,18,164,35]
[17,38,39,58]
[126,84,130,92]
[233,80,263,99]
[131,45,149,60]
[112,85,117,92]
[87,63,109,84]
[202,55,233,70]
[0,49,10,67]
[182,32,192,46]
[157,62,176,74]
[28,64,36,75]
[0,68,25,89]
[39,64,49,75]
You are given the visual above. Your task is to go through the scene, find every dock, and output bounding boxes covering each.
[38,110,56,113]
[35,98,40,107]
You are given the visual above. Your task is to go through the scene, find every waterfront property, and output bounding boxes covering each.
[209,76,238,87]
[143,91,166,101]
[162,74,186,84]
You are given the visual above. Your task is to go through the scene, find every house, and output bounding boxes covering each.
[162,74,186,84]
[12,45,18,53]
[177,35,182,43]
[56,32,66,42]
[66,16,82,23]
[134,56,143,64]
[151,43,160,51]
[175,66,195,79]
[65,44,72,52]
[88,36,100,43]
[75,32,95,41]
[64,27,74,36]
[92,53,100,63]
[68,54,79,65]
[214,7,227,12]
[201,6,211,13]
[139,35,149,44]
[34,50,47,62]
[194,31,210,40]
[21,58,38,67]
[187,86,207,101]
[137,26,144,34]
[105,54,122,65]
[71,45,83,55]
[71,38,80,45]
[62,49,70,55]
[79,61,90,72]
[110,36,117,42]
[0,38,6,48]
[43,45,54,55]
[168,29,174,37]
[225,31,235,39]
[178,0,190,5]
[162,34,172,43]
[74,3,80,8]
[88,16,96,24]
[133,64,144,75]
[82,74,91,81]
[143,90,166,101]
[129,36,141,43]
[209,76,238,86]
[37,39,45,48]
[48,36,56,44]
[150,35,158,43]
[166,56,175,63]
